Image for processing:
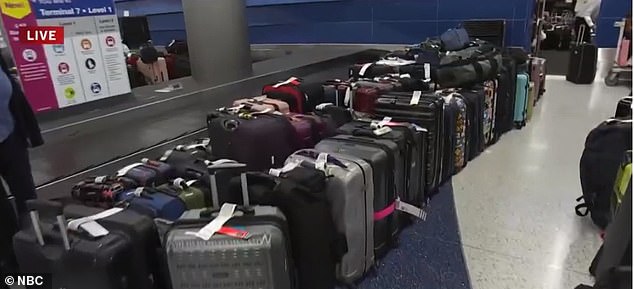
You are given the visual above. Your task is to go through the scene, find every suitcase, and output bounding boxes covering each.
[349,63,397,79]
[116,187,187,221]
[482,80,498,146]
[233,95,291,114]
[527,82,536,121]
[617,38,631,67]
[159,148,210,185]
[440,92,468,174]
[531,57,547,100]
[136,57,169,84]
[567,25,598,84]
[316,135,401,258]
[161,163,295,289]
[207,111,299,171]
[514,72,530,128]
[263,78,325,113]
[374,92,444,193]
[231,167,340,289]
[615,97,632,118]
[285,150,374,283]
[494,56,517,137]
[313,104,353,127]
[336,120,427,205]
[116,160,173,187]
[63,204,163,289]
[286,113,318,148]
[14,200,135,289]
[322,79,351,107]
[157,179,208,209]
[459,89,486,160]
[71,176,130,208]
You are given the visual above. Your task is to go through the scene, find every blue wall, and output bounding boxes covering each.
[114,0,628,49]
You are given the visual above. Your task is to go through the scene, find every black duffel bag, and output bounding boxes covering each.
[432,42,502,88]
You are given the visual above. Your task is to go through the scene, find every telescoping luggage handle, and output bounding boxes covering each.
[576,24,587,45]
[184,160,249,241]
[27,200,71,250]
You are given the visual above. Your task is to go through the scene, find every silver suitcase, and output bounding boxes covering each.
[161,161,294,289]
[286,149,375,283]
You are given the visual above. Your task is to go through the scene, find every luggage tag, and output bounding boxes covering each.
[217,226,251,240]
[358,63,373,77]
[272,77,299,88]
[94,176,108,183]
[159,150,173,162]
[395,198,427,221]
[67,207,125,238]
[400,74,411,79]
[315,153,328,173]
[424,63,431,82]
[269,160,301,177]
[373,126,392,136]
[410,91,422,106]
[186,203,237,241]
[343,83,356,107]
[116,163,143,177]
[315,103,334,110]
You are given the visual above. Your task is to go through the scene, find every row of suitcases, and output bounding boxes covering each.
[14,43,546,289]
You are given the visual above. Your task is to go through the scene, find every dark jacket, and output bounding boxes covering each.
[1,57,43,147]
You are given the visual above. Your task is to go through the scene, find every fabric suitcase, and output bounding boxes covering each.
[159,148,210,185]
[285,150,374,283]
[615,97,632,118]
[566,26,598,84]
[157,179,208,209]
[233,95,291,114]
[71,176,130,208]
[459,89,486,160]
[337,120,426,204]
[374,92,444,193]
[231,167,340,289]
[116,160,173,187]
[316,135,401,257]
[14,200,135,289]
[161,167,295,289]
[63,205,163,289]
[494,57,517,137]
[514,72,530,127]
[313,104,353,127]
[349,63,398,79]
[207,111,299,171]
[527,82,536,121]
[116,187,187,221]
[263,77,325,113]
[482,80,498,146]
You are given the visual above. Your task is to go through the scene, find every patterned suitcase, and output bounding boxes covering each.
[440,92,468,174]
[482,80,498,146]
[316,135,401,258]
[285,150,374,283]
[161,163,295,289]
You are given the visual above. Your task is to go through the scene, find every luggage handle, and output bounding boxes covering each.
[576,24,586,45]
[207,160,249,208]
[26,199,70,250]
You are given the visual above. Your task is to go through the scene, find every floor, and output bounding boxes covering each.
[452,56,631,288]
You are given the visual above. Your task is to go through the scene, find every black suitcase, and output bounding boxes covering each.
[374,92,444,194]
[459,88,486,160]
[567,26,597,84]
[316,135,401,258]
[337,120,427,205]
[494,56,518,137]
[14,200,136,289]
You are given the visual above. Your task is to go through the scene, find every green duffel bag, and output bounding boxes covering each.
[433,41,503,88]
[158,179,207,209]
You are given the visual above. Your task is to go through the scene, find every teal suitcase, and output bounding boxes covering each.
[514,72,530,128]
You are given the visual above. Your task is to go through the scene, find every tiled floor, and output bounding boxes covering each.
[453,52,631,288]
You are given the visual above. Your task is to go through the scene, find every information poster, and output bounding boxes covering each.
[0,0,130,112]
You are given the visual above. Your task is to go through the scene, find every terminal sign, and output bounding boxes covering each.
[19,26,64,44]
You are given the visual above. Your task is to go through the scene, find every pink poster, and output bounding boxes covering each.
[0,0,58,112]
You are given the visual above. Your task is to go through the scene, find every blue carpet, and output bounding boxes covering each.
[357,181,472,289]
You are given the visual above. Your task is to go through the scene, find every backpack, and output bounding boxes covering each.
[576,118,632,228]
[440,27,470,51]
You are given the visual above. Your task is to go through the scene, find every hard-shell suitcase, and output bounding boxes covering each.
[63,204,163,289]
[482,80,498,146]
[494,57,517,137]
[459,89,486,160]
[263,77,325,113]
[567,26,598,84]
[514,73,530,128]
[233,95,291,114]
[531,57,547,100]
[116,187,187,221]
[161,163,295,289]
[527,82,536,121]
[285,150,374,283]
[316,135,400,258]
[14,200,135,289]
[231,167,340,289]
[337,120,426,205]
[374,92,444,193]
[440,92,468,174]
[207,111,299,171]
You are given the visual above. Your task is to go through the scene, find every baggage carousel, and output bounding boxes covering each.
[34,45,394,200]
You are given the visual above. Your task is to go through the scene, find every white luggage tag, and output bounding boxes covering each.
[343,83,356,107]
[315,103,334,110]
[116,163,143,177]
[400,74,411,79]
[424,63,431,82]
[373,126,392,136]
[272,77,299,88]
[315,153,328,172]
[395,198,427,221]
[410,91,422,106]
[410,123,428,132]
[94,176,108,183]
[159,149,173,162]
[269,160,301,177]
[358,63,373,77]
[67,207,125,238]
[186,203,237,241]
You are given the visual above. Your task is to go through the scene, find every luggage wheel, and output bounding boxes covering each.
[604,72,619,87]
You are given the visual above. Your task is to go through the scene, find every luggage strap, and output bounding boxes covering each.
[374,201,396,221]
[67,207,125,237]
